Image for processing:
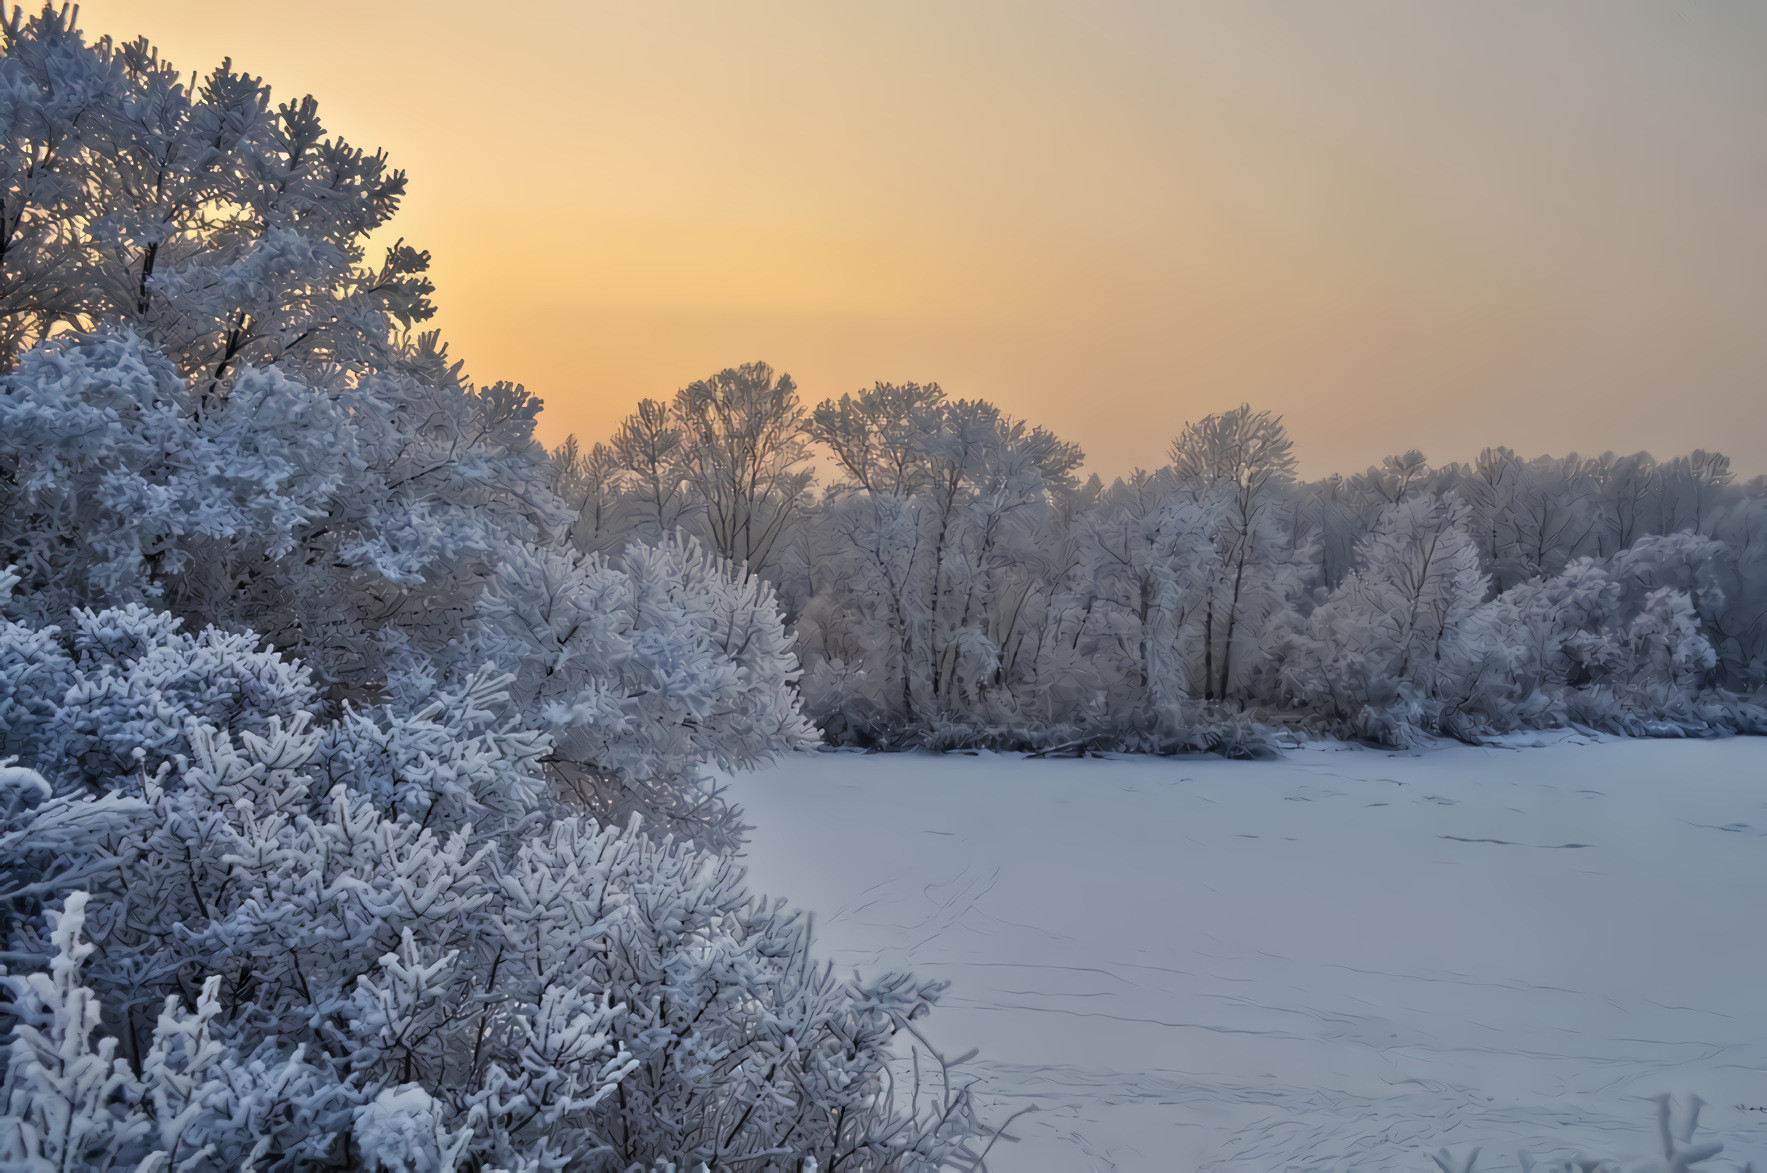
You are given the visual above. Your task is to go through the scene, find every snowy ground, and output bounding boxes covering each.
[721,737,1767,1171]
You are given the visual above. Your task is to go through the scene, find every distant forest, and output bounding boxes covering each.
[553,369,1767,749]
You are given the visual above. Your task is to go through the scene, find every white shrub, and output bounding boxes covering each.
[0,602,980,1171]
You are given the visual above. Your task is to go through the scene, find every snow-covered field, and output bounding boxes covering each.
[724,738,1767,1171]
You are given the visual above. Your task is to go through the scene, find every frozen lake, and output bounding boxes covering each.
[723,737,1767,1171]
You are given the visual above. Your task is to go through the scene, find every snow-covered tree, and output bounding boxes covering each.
[605,397,695,546]
[1035,469,1223,727]
[1479,531,1739,732]
[551,433,640,557]
[1282,493,1504,742]
[796,384,1083,736]
[673,362,816,578]
[0,8,817,843]
[0,4,433,379]
[556,365,817,583]
[1168,405,1314,705]
[1704,488,1767,690]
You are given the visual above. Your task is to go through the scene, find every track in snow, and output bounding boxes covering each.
[723,737,1767,1171]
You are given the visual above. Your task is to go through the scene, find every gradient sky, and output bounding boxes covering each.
[77,1,1767,479]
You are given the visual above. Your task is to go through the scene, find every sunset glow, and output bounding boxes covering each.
[78,0,1767,475]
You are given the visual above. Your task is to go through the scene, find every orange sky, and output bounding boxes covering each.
[76,1,1767,479]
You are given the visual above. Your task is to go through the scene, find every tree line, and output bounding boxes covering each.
[553,371,1767,749]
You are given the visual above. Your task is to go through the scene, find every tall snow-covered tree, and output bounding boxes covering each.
[608,396,694,542]
[1168,404,1313,704]
[1037,469,1223,726]
[798,384,1082,735]
[550,432,637,557]
[0,8,817,844]
[674,361,815,577]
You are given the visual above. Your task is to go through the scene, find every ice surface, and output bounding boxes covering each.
[724,737,1767,1170]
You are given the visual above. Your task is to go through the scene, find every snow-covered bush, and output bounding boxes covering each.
[476,533,816,847]
[0,599,981,1170]
[0,601,317,792]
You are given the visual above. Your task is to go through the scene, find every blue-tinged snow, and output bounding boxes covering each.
[726,737,1767,1170]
